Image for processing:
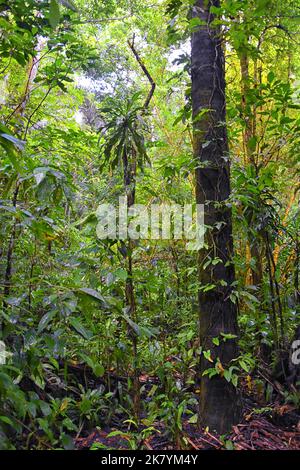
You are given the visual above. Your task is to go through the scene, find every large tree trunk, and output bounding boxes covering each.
[191,0,241,433]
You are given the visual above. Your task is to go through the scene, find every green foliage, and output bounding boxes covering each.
[100,93,150,171]
[0,0,299,450]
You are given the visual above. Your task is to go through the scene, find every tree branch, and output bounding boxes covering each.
[127,35,156,110]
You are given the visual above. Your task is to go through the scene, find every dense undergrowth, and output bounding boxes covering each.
[0,0,299,450]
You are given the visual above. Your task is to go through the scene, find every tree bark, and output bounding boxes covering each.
[191,0,241,433]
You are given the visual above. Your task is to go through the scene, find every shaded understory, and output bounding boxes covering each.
[19,359,299,450]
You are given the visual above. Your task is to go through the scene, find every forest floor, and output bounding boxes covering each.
[72,369,300,451]
[75,412,300,450]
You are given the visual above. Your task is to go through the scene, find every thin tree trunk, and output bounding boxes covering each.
[122,37,155,422]
[191,0,241,433]
[2,37,44,308]
[122,147,140,421]
[239,51,263,289]
[3,182,20,301]
[240,52,255,166]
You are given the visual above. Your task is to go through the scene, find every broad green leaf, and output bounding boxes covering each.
[203,350,213,362]
[115,268,128,281]
[0,133,25,150]
[93,363,105,377]
[221,333,237,341]
[188,413,198,424]
[49,0,60,28]
[267,71,275,83]
[239,360,249,372]
[0,416,14,426]
[78,288,106,304]
[223,369,232,382]
[69,317,93,340]
[37,311,57,333]
[123,314,140,336]
[232,374,238,387]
